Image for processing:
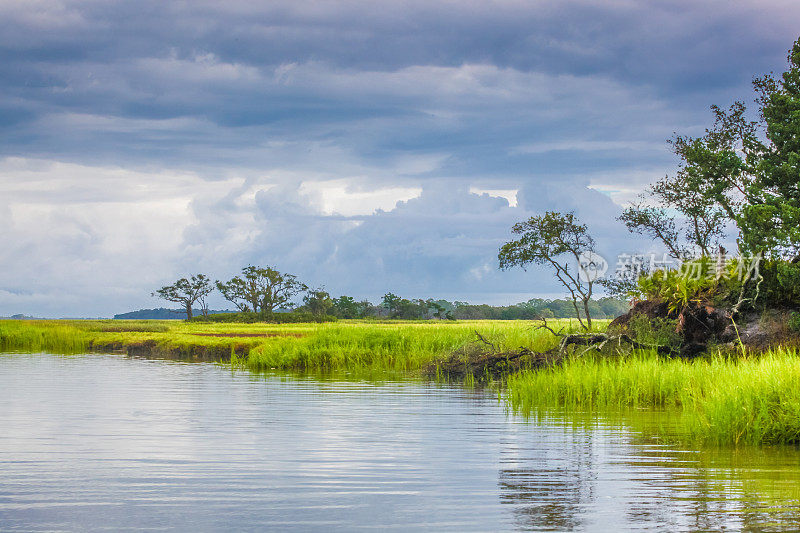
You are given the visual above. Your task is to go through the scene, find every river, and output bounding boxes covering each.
[1,353,799,531]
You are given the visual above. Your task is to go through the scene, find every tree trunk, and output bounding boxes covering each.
[185,303,193,320]
[583,298,592,330]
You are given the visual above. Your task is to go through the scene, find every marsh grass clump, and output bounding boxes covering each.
[0,321,90,354]
[245,323,492,372]
[507,348,800,445]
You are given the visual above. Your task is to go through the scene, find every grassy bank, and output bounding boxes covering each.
[7,318,800,445]
[0,318,582,371]
[507,349,800,445]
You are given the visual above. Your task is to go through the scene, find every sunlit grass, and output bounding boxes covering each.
[507,348,800,445]
[0,318,591,370]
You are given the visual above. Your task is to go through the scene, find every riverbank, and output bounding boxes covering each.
[0,318,580,371]
[5,318,800,445]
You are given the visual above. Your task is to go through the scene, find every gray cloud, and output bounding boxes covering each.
[0,1,796,315]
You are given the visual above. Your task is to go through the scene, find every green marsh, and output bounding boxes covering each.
[6,318,800,445]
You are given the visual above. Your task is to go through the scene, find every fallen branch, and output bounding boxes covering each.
[556,331,678,356]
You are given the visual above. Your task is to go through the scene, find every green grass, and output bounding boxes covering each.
[507,348,800,445]
[0,320,92,354]
[9,317,800,445]
[0,318,588,371]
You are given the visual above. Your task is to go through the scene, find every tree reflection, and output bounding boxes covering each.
[498,434,596,530]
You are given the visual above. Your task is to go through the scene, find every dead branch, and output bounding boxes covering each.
[474,331,496,351]
[533,315,565,337]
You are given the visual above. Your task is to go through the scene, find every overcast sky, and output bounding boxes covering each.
[1,0,799,317]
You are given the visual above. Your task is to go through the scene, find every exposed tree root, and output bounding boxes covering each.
[428,326,678,382]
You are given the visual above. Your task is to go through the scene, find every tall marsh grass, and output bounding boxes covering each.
[0,318,587,371]
[0,321,90,354]
[507,348,800,445]
[243,320,569,372]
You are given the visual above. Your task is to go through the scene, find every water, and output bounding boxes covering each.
[1,354,800,531]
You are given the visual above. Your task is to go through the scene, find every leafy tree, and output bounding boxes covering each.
[426,299,453,320]
[382,292,402,317]
[621,37,800,260]
[152,274,213,320]
[303,288,334,316]
[216,266,306,315]
[332,295,359,318]
[356,299,376,318]
[499,212,598,330]
[396,298,427,319]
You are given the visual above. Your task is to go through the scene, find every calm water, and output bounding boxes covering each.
[2,354,800,531]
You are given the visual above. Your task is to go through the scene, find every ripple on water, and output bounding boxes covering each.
[1,353,800,531]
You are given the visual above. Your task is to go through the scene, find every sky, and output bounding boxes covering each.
[1,0,799,317]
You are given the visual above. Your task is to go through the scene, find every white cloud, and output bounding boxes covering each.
[469,187,518,207]
[298,180,422,216]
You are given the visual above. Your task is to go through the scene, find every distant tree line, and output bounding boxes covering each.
[152,265,629,321]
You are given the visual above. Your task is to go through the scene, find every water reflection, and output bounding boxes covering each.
[503,408,800,531]
[1,353,800,531]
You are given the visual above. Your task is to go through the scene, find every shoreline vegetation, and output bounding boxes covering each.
[0,318,576,369]
[4,317,800,446]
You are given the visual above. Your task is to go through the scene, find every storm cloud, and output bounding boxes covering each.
[1,0,797,316]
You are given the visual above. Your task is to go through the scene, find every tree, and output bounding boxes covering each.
[620,37,800,260]
[303,288,333,316]
[382,292,402,317]
[216,266,307,315]
[356,299,376,318]
[332,295,359,318]
[499,212,598,330]
[426,299,452,320]
[152,274,213,320]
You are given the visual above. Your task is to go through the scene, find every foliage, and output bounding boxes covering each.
[499,211,598,329]
[448,297,628,320]
[331,295,375,318]
[152,274,214,319]
[216,266,307,314]
[625,314,682,350]
[630,257,752,314]
[620,37,800,260]
[758,260,800,309]
[302,288,334,316]
[788,312,800,333]
[381,292,402,317]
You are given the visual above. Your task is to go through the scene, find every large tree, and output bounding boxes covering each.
[499,211,599,330]
[152,274,213,320]
[621,37,800,260]
[216,266,306,315]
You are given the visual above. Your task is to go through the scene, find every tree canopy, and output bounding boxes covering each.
[216,266,307,315]
[621,37,800,260]
[152,274,214,320]
[498,211,598,329]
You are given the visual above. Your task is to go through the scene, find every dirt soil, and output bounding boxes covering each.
[610,299,800,356]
